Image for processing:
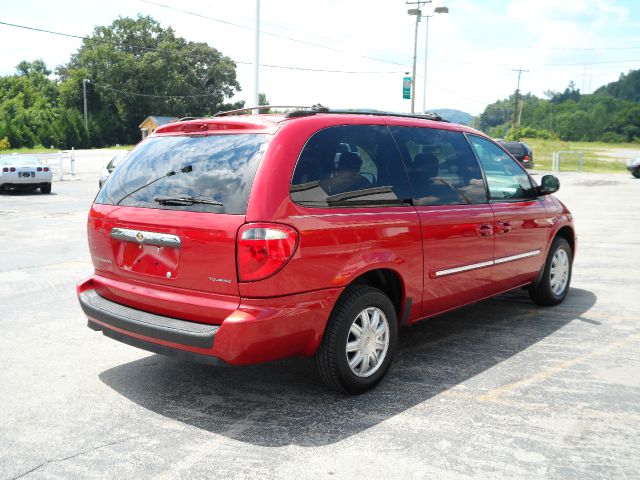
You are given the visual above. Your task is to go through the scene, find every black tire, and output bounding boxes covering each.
[529,237,572,306]
[40,183,51,194]
[314,286,398,394]
[633,168,640,179]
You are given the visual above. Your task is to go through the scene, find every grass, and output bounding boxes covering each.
[524,138,636,173]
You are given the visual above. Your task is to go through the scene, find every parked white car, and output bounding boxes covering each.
[0,155,53,193]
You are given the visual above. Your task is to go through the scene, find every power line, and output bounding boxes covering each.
[140,0,409,67]
[92,82,221,98]
[464,35,640,51]
[1,18,637,72]
[0,20,400,75]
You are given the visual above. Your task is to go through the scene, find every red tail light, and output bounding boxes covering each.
[523,155,529,161]
[237,223,298,282]
[37,167,42,172]
[43,167,50,172]
[2,167,7,172]
[10,167,16,172]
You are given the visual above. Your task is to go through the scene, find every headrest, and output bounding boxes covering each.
[338,152,362,171]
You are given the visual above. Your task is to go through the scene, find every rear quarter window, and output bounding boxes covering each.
[95,134,270,214]
[290,125,412,208]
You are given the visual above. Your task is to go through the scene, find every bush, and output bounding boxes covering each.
[601,131,626,143]
[0,136,9,150]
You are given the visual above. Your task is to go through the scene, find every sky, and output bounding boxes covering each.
[0,0,638,116]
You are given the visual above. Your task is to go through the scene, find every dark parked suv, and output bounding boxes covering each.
[498,141,534,169]
[78,106,574,393]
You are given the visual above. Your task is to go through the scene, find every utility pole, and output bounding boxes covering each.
[511,68,528,134]
[82,78,88,130]
[253,0,260,114]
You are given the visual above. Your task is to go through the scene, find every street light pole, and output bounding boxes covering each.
[253,0,260,114]
[410,10,421,113]
[421,6,448,114]
[421,15,430,114]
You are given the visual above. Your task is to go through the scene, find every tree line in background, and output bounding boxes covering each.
[473,70,640,143]
[0,16,247,149]
[1,13,638,149]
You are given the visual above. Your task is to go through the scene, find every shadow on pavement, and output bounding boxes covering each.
[99,287,596,447]
[0,189,57,196]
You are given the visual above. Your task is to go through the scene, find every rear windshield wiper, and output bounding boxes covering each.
[154,195,223,206]
[116,165,193,205]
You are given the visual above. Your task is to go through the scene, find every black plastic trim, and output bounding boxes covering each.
[400,297,413,326]
[80,289,219,349]
[89,320,227,366]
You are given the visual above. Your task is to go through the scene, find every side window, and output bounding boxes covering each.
[467,135,536,201]
[290,125,412,207]
[388,126,488,206]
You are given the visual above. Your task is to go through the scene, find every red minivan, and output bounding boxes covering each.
[78,107,575,393]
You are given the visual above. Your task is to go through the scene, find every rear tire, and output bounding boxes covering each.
[315,286,397,394]
[529,237,572,306]
[40,183,51,194]
[633,168,640,179]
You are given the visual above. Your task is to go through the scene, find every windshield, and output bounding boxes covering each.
[95,134,270,214]
[0,156,41,166]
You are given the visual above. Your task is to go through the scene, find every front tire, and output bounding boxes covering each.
[529,237,573,306]
[315,286,398,394]
[633,168,640,179]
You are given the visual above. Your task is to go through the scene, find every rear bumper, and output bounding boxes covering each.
[80,289,219,349]
[0,175,52,187]
[78,278,342,365]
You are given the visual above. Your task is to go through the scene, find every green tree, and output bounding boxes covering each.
[58,15,242,145]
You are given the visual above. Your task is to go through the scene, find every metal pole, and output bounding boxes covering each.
[253,0,260,114]
[82,79,88,130]
[421,15,430,114]
[410,10,421,113]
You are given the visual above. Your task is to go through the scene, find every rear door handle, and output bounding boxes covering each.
[477,224,494,236]
[497,221,512,233]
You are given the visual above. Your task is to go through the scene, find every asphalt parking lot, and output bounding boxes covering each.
[1,156,639,479]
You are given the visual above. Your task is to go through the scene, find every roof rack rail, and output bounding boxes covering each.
[284,108,448,122]
[213,104,327,117]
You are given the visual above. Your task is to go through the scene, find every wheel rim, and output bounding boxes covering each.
[345,307,390,378]
[550,248,570,296]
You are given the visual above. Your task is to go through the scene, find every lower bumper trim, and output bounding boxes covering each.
[89,320,227,366]
[80,289,219,348]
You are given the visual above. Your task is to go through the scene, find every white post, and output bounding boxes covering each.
[70,147,76,177]
[58,151,64,181]
[253,0,260,114]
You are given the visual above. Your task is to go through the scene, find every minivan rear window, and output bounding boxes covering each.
[95,134,270,214]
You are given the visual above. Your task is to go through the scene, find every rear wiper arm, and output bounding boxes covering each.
[154,195,223,206]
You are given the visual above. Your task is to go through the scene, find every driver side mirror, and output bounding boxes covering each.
[537,174,560,195]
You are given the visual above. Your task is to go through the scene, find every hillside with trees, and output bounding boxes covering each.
[473,70,640,143]
[0,15,244,149]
